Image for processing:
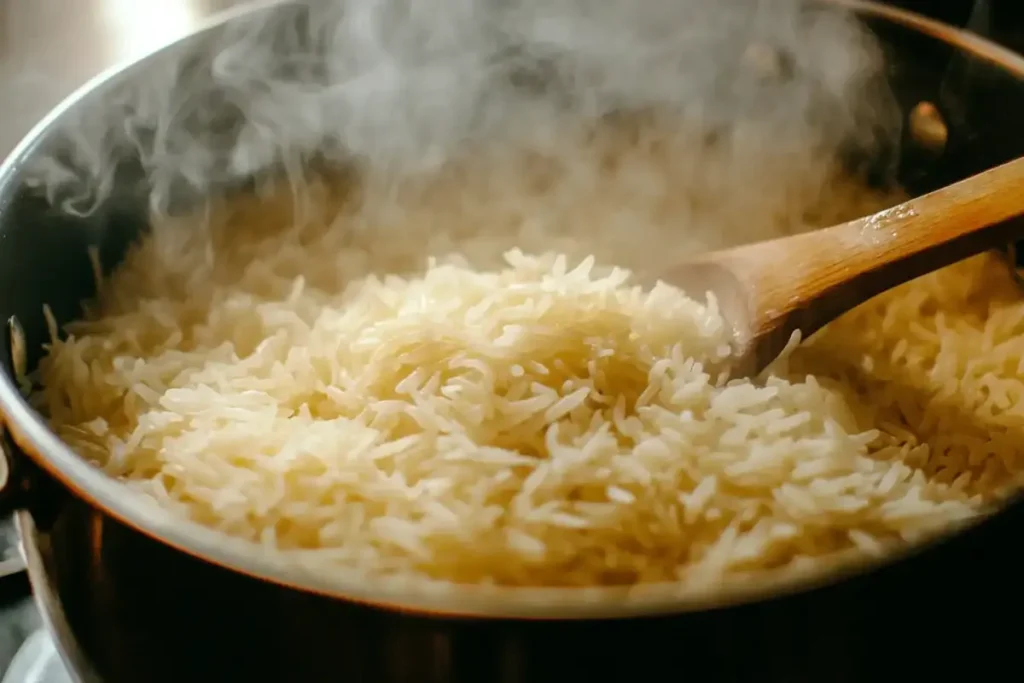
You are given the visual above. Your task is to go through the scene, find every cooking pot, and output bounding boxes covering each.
[1,1,1024,681]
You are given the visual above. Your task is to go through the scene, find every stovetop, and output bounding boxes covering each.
[0,0,1022,681]
[0,575,40,681]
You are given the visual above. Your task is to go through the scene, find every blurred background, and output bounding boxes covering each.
[0,0,1022,679]
[0,0,243,155]
[0,0,1019,158]
[0,0,1020,156]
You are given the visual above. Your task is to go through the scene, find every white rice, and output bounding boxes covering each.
[34,121,1022,592]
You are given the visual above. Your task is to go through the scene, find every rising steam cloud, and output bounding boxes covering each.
[23,0,900,218]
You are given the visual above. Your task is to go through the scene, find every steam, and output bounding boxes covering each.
[24,0,900,218]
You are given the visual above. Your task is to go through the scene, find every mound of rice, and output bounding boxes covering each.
[34,124,1024,592]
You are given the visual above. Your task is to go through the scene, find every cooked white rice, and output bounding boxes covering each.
[35,121,1024,592]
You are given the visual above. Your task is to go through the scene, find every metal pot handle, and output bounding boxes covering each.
[0,316,36,578]
[0,316,39,516]
[0,420,31,578]
[0,441,33,512]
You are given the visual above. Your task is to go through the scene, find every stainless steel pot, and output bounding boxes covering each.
[2,1,1024,681]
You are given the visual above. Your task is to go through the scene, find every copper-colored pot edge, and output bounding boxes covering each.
[1,0,1021,621]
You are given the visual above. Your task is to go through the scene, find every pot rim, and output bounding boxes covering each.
[1,0,1022,621]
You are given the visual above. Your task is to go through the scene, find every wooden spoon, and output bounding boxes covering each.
[659,156,1024,376]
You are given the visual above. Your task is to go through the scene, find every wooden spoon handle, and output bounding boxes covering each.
[820,155,1024,279]
[719,156,1024,366]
